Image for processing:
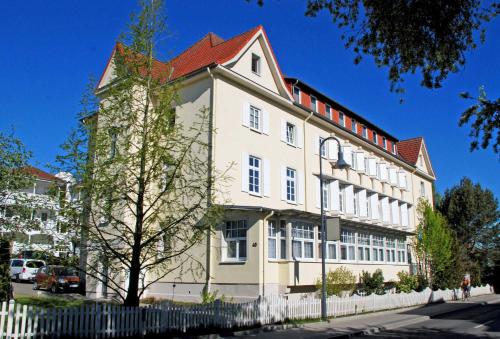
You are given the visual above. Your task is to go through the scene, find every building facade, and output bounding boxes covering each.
[0,166,79,258]
[96,26,435,301]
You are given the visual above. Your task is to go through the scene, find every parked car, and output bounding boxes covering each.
[33,265,80,293]
[10,259,46,282]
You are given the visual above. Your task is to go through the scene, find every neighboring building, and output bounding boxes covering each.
[95,25,435,301]
[0,166,79,258]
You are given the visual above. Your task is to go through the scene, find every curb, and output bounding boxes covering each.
[190,296,500,339]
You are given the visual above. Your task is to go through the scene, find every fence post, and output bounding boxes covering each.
[6,300,14,339]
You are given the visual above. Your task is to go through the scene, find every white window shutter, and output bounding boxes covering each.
[359,189,367,218]
[330,180,340,211]
[241,152,249,192]
[296,125,303,148]
[280,119,287,142]
[242,103,250,128]
[398,171,407,189]
[315,176,321,208]
[389,168,398,185]
[370,193,379,220]
[356,152,365,172]
[263,158,271,197]
[391,200,400,225]
[280,165,287,201]
[401,203,408,227]
[345,185,354,215]
[220,225,227,261]
[262,110,270,135]
[379,163,388,181]
[328,139,338,160]
[297,170,304,204]
[343,146,352,166]
[314,135,319,155]
[382,197,390,223]
[368,158,377,176]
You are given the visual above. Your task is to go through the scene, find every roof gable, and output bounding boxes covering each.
[23,166,60,182]
[397,137,435,178]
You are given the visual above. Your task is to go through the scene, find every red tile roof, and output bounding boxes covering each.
[23,166,60,182]
[397,137,423,164]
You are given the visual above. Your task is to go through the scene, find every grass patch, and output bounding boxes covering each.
[15,296,86,308]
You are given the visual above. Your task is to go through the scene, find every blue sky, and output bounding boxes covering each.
[0,1,499,198]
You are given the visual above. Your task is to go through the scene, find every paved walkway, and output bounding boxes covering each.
[228,294,500,338]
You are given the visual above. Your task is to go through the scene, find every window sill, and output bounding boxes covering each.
[285,142,298,148]
[248,192,262,198]
[286,200,298,205]
[249,127,263,134]
[251,71,261,77]
[219,260,246,265]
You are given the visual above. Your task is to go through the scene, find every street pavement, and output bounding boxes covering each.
[12,281,85,300]
[229,293,500,339]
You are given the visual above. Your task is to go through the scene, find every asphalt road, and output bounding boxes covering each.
[12,281,85,300]
[362,303,500,338]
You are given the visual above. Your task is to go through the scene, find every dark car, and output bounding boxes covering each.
[33,265,80,293]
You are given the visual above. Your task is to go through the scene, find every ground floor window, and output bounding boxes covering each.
[372,235,384,262]
[292,222,314,259]
[340,230,355,261]
[397,238,406,263]
[224,220,247,261]
[386,237,396,263]
[280,220,287,259]
[268,220,287,259]
[357,232,370,261]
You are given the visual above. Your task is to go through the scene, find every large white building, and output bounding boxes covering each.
[0,166,79,258]
[96,25,435,301]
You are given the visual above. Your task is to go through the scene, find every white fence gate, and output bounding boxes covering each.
[0,285,493,338]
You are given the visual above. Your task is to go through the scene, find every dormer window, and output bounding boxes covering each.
[293,86,301,103]
[373,131,378,144]
[382,137,387,149]
[362,126,368,139]
[419,154,424,167]
[339,112,345,127]
[325,104,332,119]
[351,119,357,133]
[392,143,397,154]
[251,54,261,75]
[310,96,318,112]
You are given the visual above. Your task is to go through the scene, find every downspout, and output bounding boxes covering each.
[204,66,216,295]
[262,210,275,297]
[303,111,314,210]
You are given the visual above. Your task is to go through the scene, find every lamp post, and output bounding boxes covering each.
[319,136,350,320]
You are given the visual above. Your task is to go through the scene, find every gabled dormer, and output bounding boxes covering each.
[397,137,435,179]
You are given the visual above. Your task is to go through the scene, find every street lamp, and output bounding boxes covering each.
[319,136,350,320]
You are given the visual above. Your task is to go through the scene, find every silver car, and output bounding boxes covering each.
[10,259,46,282]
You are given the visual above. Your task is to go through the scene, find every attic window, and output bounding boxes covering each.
[251,54,261,75]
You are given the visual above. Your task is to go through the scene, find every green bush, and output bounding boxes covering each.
[396,271,419,293]
[316,266,356,297]
[359,269,385,295]
[415,274,429,292]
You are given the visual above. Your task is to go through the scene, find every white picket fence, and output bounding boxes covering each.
[0,285,493,338]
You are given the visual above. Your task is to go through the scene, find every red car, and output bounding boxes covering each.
[33,265,80,293]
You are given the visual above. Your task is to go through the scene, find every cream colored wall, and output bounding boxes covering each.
[228,37,280,94]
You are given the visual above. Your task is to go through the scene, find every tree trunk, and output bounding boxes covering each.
[124,242,142,306]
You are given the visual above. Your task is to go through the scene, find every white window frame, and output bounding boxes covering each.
[362,126,368,139]
[372,235,385,262]
[325,104,332,119]
[321,180,329,210]
[340,230,356,262]
[420,181,426,197]
[353,190,359,216]
[268,220,278,259]
[339,112,345,127]
[279,220,287,260]
[248,155,261,195]
[385,237,396,263]
[319,137,327,158]
[251,53,261,75]
[397,239,406,263]
[286,167,297,203]
[286,122,296,146]
[373,131,378,144]
[357,232,371,262]
[224,220,247,261]
[293,86,301,103]
[392,143,397,154]
[310,95,318,112]
[291,222,314,260]
[338,185,345,213]
[382,137,387,149]
[351,119,357,133]
[318,229,338,261]
[249,105,261,132]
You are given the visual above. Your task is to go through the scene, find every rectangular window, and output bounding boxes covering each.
[286,167,296,203]
[357,232,370,262]
[338,185,345,213]
[353,190,359,216]
[322,180,329,210]
[420,181,425,197]
[373,131,378,144]
[293,86,301,103]
[280,220,287,259]
[310,96,318,112]
[372,235,384,262]
[225,220,247,261]
[268,220,277,259]
[392,143,397,154]
[351,119,357,133]
[362,126,368,139]
[339,112,345,127]
[386,238,396,263]
[248,155,261,194]
[327,243,337,260]
[251,54,261,74]
[325,104,332,119]
[319,137,327,158]
[249,105,261,131]
[340,230,355,261]
[291,222,314,259]
[286,122,296,145]
[382,137,387,149]
[397,239,406,263]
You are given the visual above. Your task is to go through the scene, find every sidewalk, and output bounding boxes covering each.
[223,293,500,338]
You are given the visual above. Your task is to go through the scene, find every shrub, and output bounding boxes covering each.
[415,274,429,292]
[359,269,385,295]
[316,266,356,297]
[396,271,419,293]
